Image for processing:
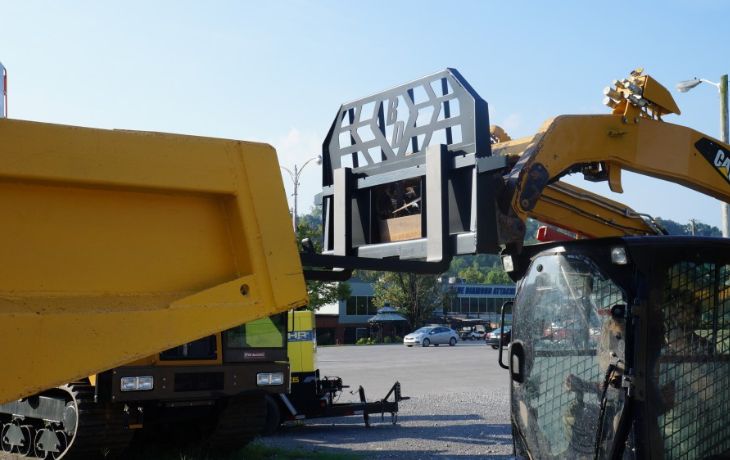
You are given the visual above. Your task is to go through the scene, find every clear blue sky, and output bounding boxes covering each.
[3,0,728,228]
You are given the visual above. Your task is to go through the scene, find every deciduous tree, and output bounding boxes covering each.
[296,207,350,310]
[372,272,450,328]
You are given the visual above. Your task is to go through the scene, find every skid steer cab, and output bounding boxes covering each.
[499,237,730,459]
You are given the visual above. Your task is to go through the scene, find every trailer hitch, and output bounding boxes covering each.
[358,381,410,427]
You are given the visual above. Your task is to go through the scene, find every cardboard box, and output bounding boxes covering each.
[379,214,422,242]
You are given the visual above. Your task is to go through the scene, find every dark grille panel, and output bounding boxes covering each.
[174,372,224,392]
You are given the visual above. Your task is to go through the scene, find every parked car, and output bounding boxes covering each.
[404,326,459,347]
[467,330,486,340]
[459,328,472,340]
[543,320,598,344]
[459,328,487,341]
[485,326,511,349]
[543,321,586,342]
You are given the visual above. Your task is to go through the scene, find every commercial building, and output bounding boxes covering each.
[315,279,516,344]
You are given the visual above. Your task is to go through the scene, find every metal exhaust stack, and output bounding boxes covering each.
[0,62,6,118]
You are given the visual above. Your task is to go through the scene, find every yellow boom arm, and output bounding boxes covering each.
[0,119,307,403]
[497,114,730,245]
[535,181,659,237]
[493,70,730,246]
[492,124,661,240]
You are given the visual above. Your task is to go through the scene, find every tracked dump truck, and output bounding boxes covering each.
[0,115,397,457]
[0,120,307,404]
[0,120,307,458]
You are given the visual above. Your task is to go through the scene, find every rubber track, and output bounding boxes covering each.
[59,383,132,460]
[205,393,266,452]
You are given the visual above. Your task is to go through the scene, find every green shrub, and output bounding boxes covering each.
[383,336,392,344]
[394,335,403,342]
[356,338,367,345]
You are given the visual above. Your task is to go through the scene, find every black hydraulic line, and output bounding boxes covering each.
[593,363,619,460]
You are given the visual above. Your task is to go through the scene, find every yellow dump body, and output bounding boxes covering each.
[0,119,307,403]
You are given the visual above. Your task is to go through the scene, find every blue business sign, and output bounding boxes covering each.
[455,286,516,296]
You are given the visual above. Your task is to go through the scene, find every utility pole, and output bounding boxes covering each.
[0,62,6,118]
[721,75,729,237]
[677,74,729,236]
[280,155,322,231]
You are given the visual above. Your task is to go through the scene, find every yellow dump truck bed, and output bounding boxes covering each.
[0,119,307,403]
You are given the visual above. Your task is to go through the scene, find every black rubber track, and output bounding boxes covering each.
[58,383,133,460]
[205,393,267,453]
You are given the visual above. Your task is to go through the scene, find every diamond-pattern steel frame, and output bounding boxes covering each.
[321,68,490,187]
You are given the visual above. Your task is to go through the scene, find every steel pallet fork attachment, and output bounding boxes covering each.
[303,69,504,281]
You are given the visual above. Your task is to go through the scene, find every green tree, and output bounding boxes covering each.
[372,272,448,328]
[296,207,351,310]
[485,267,513,284]
[351,270,381,283]
[656,218,685,236]
[457,261,487,284]
[447,256,469,276]
[656,218,721,237]
[691,220,722,237]
[449,252,516,286]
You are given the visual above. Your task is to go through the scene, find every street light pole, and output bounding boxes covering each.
[280,155,322,231]
[721,75,729,237]
[0,62,7,119]
[677,74,730,236]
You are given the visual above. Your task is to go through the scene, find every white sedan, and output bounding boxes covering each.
[403,326,459,347]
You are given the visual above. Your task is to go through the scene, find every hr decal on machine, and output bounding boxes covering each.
[288,331,314,342]
[696,137,730,184]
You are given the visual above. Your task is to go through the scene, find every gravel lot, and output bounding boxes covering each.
[258,342,514,459]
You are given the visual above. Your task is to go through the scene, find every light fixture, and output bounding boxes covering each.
[501,255,515,272]
[676,79,703,93]
[610,246,629,265]
[120,376,154,392]
[257,372,284,386]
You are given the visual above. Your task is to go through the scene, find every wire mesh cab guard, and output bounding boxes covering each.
[302,69,506,280]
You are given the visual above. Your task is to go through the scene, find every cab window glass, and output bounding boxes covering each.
[511,253,626,458]
[160,335,217,361]
[224,314,285,349]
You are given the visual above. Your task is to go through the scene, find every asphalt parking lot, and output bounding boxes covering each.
[258,341,514,459]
